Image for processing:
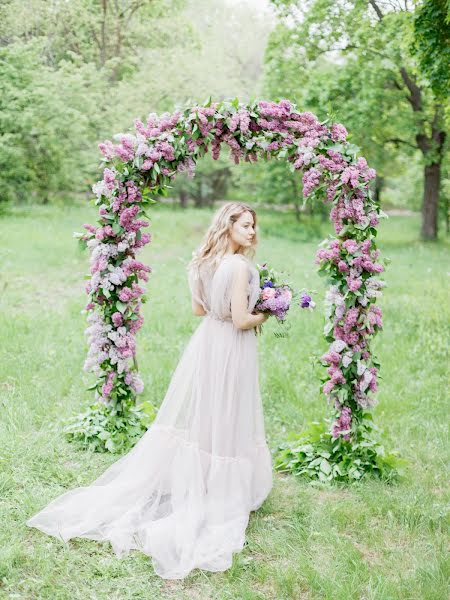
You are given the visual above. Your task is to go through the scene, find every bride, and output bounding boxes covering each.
[26,201,273,580]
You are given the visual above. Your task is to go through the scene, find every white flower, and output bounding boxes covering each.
[335,304,346,321]
[87,238,100,249]
[101,279,113,292]
[330,340,347,353]
[342,351,353,368]
[113,132,137,146]
[325,285,345,307]
[108,267,126,285]
[90,272,101,290]
[117,359,127,374]
[136,142,150,157]
[359,369,373,392]
[357,360,367,376]
[92,180,108,198]
[125,232,136,243]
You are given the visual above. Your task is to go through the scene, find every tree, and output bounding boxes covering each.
[268,0,448,239]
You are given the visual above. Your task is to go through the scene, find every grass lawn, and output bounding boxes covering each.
[0,203,448,599]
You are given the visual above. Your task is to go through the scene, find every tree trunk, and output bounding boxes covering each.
[294,200,301,222]
[445,188,449,235]
[291,177,301,223]
[374,175,384,204]
[193,192,204,208]
[420,162,441,240]
[100,0,107,67]
[179,190,188,208]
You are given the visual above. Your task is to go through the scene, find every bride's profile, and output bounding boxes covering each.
[26,201,273,580]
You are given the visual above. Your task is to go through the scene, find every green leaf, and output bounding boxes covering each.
[320,459,332,475]
[116,301,127,314]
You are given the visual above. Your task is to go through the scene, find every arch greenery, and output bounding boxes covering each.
[68,98,399,481]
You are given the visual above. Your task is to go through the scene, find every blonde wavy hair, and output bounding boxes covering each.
[187,202,258,273]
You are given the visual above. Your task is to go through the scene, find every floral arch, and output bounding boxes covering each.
[74,98,394,480]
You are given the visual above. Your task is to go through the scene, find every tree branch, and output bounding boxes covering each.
[399,66,422,111]
[368,0,384,20]
[384,137,417,150]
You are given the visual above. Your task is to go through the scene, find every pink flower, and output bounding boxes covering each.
[103,168,117,190]
[101,371,115,399]
[302,167,322,197]
[118,287,133,302]
[343,239,359,254]
[321,351,341,365]
[112,312,123,327]
[331,123,348,142]
[262,287,276,300]
[341,167,360,188]
[323,380,335,395]
[346,277,363,292]
[83,223,97,234]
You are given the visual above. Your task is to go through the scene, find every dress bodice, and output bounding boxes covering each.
[188,254,261,321]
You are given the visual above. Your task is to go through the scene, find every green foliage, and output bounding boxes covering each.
[171,153,232,207]
[412,0,450,100]
[0,39,113,204]
[0,0,273,206]
[63,399,157,454]
[265,0,448,219]
[274,418,404,483]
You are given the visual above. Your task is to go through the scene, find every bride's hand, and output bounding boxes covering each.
[252,310,269,324]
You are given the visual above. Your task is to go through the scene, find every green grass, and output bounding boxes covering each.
[0,203,449,599]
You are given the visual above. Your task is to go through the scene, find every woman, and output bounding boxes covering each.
[26,201,273,579]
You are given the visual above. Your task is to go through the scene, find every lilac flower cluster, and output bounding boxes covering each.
[317,234,386,434]
[255,282,293,322]
[332,403,352,440]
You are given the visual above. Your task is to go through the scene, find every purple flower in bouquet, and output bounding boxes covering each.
[256,285,293,322]
[300,292,316,310]
[254,263,316,337]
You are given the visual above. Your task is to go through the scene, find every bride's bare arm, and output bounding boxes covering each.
[192,297,207,316]
[231,261,268,330]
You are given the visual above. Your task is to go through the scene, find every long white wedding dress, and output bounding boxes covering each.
[26,253,273,579]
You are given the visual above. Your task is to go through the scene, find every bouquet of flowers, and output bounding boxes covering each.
[253,262,316,335]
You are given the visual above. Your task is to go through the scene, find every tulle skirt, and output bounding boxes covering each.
[26,315,273,579]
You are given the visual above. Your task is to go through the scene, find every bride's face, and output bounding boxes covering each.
[230,211,256,248]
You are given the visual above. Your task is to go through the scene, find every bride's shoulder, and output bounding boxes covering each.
[222,253,253,264]
[221,253,251,271]
[221,254,259,281]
